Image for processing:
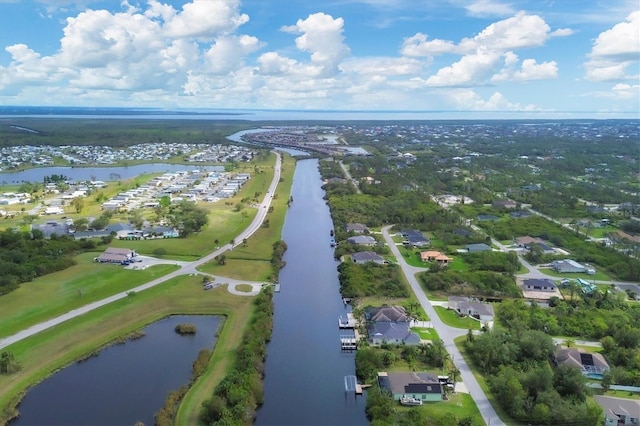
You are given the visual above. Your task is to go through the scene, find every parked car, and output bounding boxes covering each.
[203,283,214,290]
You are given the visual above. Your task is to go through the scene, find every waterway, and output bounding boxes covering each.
[0,164,223,184]
[255,159,368,426]
[11,315,221,426]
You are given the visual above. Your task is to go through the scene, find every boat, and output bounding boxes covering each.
[400,396,423,406]
[330,238,336,247]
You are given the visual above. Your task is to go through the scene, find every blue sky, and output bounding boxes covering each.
[0,0,638,117]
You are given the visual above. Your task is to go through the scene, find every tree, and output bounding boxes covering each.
[553,364,587,401]
[72,196,84,213]
[0,351,20,374]
[448,366,461,393]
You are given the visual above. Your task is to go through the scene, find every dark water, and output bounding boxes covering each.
[255,159,368,426]
[12,315,221,426]
[0,164,223,184]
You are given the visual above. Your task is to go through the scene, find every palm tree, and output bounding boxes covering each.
[448,366,462,393]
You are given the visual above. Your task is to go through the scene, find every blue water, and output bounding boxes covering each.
[12,315,221,426]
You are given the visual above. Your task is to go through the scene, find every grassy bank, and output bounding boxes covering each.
[0,275,253,424]
[0,152,296,425]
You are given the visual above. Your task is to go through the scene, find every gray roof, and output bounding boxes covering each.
[594,396,640,421]
[370,306,410,322]
[466,243,492,252]
[371,322,420,345]
[351,251,384,263]
[347,235,376,245]
[379,372,441,395]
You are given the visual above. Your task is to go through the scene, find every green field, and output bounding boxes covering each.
[0,151,293,424]
[434,306,481,330]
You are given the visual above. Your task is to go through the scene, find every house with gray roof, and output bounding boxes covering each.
[346,235,376,246]
[448,296,494,322]
[552,259,594,274]
[465,243,492,252]
[369,322,420,346]
[345,223,369,234]
[351,251,385,265]
[594,395,639,426]
[523,278,557,292]
[555,347,609,376]
[378,372,443,402]
[368,306,410,322]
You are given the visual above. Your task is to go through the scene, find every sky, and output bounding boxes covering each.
[0,0,638,117]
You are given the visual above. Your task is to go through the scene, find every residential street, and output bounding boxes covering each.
[0,152,282,351]
[381,225,506,426]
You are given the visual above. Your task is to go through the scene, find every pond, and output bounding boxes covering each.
[11,315,221,426]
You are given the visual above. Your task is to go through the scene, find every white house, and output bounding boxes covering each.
[44,206,64,215]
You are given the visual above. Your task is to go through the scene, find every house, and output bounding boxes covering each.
[515,236,540,247]
[346,235,376,246]
[516,236,555,254]
[346,223,369,234]
[351,251,385,265]
[420,251,452,265]
[369,322,421,346]
[367,306,411,322]
[594,396,640,426]
[401,229,430,247]
[523,278,557,292]
[378,372,443,402]
[95,247,137,264]
[555,347,610,376]
[465,243,492,252]
[452,228,473,237]
[147,226,180,238]
[552,259,595,274]
[492,199,517,209]
[44,206,64,215]
[447,296,494,322]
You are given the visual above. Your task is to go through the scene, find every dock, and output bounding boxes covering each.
[338,312,358,329]
[340,335,358,351]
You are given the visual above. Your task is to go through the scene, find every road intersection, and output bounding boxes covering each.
[0,152,282,351]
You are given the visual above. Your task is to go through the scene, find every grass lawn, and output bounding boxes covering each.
[0,252,179,338]
[420,393,484,424]
[434,306,481,330]
[197,154,295,281]
[411,327,439,341]
[0,275,254,424]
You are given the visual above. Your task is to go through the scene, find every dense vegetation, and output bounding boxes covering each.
[465,328,602,425]
[498,299,640,386]
[338,261,409,298]
[0,229,86,295]
[200,288,274,425]
[472,215,640,281]
[0,119,251,148]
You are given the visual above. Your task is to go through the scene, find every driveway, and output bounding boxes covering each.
[381,225,505,426]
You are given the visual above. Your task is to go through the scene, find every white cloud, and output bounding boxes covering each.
[585,10,640,81]
[492,54,558,82]
[426,48,502,86]
[401,33,458,57]
[158,0,249,40]
[588,83,640,100]
[468,12,550,51]
[341,56,424,76]
[464,0,515,18]
[204,35,263,74]
[550,28,573,37]
[280,12,350,76]
[442,88,540,111]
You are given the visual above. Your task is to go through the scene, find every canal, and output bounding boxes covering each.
[11,315,221,426]
[255,159,368,425]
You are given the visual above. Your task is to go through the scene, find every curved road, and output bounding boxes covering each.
[381,225,505,426]
[0,152,282,351]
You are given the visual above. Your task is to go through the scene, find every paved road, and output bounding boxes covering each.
[338,160,361,194]
[381,226,505,426]
[0,152,282,351]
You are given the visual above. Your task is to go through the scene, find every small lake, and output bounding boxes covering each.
[12,315,221,426]
[0,164,224,184]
